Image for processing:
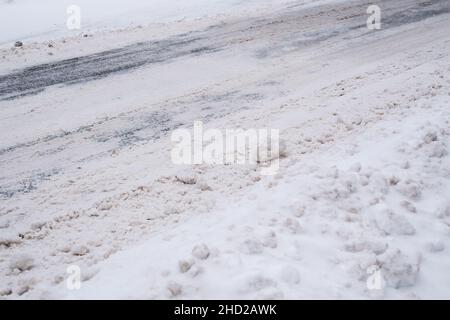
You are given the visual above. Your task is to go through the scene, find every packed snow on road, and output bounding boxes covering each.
[0,0,450,299]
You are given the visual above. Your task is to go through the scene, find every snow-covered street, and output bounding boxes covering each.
[1,0,450,299]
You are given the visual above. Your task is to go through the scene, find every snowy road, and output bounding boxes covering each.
[1,0,448,101]
[1,0,450,299]
[1,0,449,199]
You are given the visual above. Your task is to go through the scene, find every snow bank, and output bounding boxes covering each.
[62,92,450,299]
[1,0,449,300]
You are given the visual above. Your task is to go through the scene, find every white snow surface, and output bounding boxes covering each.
[64,95,450,299]
[1,0,450,300]
[0,0,302,45]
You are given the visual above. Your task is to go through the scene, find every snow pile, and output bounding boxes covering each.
[62,92,450,299]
